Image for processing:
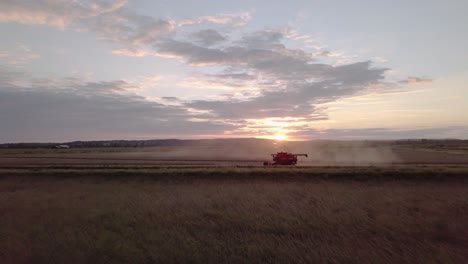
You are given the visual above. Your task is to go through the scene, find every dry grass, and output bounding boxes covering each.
[1,168,468,263]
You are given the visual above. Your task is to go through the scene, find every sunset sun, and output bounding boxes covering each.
[273,133,287,141]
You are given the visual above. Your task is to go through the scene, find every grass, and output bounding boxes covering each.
[1,165,468,181]
[1,167,468,263]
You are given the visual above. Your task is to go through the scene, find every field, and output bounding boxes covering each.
[1,141,468,263]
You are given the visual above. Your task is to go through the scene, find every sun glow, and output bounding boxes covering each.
[272,133,287,141]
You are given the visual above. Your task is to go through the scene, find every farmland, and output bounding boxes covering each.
[1,140,468,263]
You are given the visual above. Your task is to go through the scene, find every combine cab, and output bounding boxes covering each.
[264,152,308,165]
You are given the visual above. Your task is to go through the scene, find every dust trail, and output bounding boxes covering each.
[123,140,401,165]
[293,141,401,165]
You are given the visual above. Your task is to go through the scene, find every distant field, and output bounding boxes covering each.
[1,144,467,263]
[1,141,467,168]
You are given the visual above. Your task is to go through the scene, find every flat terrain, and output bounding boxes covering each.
[1,141,467,168]
[1,142,467,263]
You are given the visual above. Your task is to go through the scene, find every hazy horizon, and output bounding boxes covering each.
[2,136,467,145]
[1,0,467,142]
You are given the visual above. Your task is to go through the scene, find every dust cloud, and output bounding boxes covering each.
[127,139,401,165]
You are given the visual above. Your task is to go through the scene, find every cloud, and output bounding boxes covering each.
[156,37,315,74]
[0,2,253,58]
[0,0,173,50]
[0,0,127,29]
[0,65,30,86]
[0,44,39,65]
[237,29,284,49]
[78,7,174,47]
[156,39,226,65]
[177,12,251,27]
[0,0,80,29]
[0,3,437,141]
[111,47,154,57]
[207,72,256,80]
[0,67,237,142]
[88,0,127,15]
[191,29,227,46]
[153,28,390,127]
[158,43,386,119]
[162,97,180,102]
[399,76,432,85]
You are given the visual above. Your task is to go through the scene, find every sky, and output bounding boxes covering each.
[0,0,467,142]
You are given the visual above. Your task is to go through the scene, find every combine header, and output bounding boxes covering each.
[264,152,308,165]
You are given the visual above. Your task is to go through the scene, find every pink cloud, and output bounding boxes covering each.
[0,44,39,65]
[177,12,251,27]
[0,0,127,29]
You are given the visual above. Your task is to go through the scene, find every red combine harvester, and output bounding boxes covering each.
[264,152,308,165]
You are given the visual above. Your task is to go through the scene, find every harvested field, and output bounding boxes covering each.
[1,140,467,168]
[1,142,468,263]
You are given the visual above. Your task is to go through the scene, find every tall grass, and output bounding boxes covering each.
[1,169,467,263]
